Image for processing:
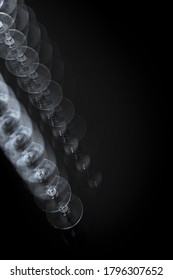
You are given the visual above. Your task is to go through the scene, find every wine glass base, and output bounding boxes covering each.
[5,46,39,77]
[17,63,51,94]
[0,29,26,60]
[34,177,71,213]
[46,194,83,230]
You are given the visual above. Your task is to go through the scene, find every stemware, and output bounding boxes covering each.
[62,114,87,155]
[24,158,59,195]
[29,80,63,113]
[5,46,39,77]
[0,12,27,60]
[16,141,46,178]
[46,193,83,230]
[50,97,75,137]
[34,175,71,213]
[17,63,51,94]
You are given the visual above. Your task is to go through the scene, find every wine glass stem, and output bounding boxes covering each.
[17,48,26,63]
[60,205,70,216]
[29,71,38,80]
[5,31,14,46]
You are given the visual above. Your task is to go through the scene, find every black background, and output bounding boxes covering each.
[0,1,169,259]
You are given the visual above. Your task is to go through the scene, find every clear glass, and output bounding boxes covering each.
[29,80,63,111]
[61,114,87,155]
[34,175,71,213]
[0,28,27,59]
[0,13,14,42]
[17,63,51,94]
[46,194,83,230]
[16,142,46,178]
[24,159,59,195]
[5,46,39,77]
[49,98,75,137]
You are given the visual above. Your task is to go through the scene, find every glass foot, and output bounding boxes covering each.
[46,194,83,230]
[34,176,71,213]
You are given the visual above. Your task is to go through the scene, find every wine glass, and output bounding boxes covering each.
[62,114,87,155]
[29,80,63,113]
[50,97,75,137]
[34,175,71,213]
[17,63,51,94]
[24,158,59,195]
[46,193,83,230]
[0,13,27,60]
[16,141,47,178]
[5,46,39,77]
[0,12,14,44]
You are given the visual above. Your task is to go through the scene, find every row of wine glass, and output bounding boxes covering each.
[0,5,102,189]
[0,76,83,230]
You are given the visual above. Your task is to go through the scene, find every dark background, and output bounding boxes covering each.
[0,1,169,259]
